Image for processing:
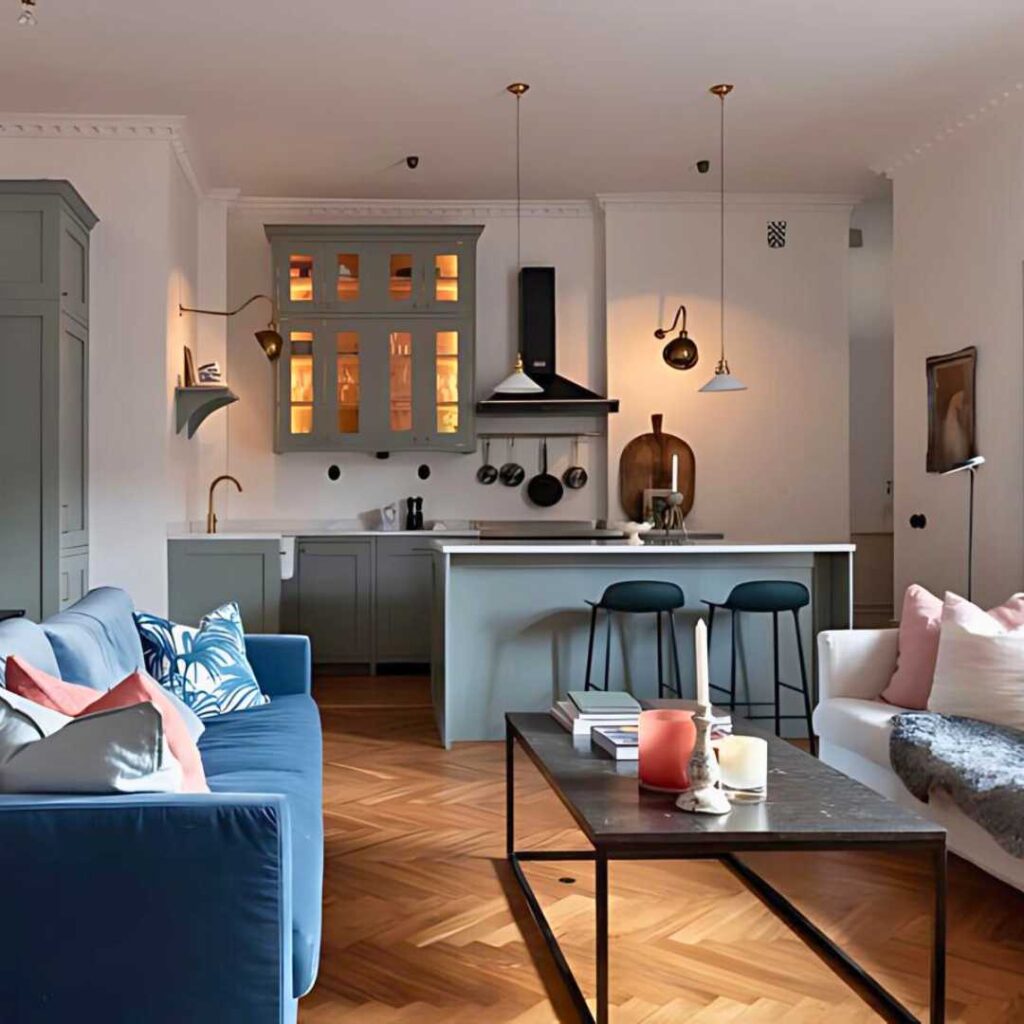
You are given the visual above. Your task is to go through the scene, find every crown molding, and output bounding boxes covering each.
[0,113,206,197]
[230,195,595,219]
[872,82,1024,178]
[597,191,860,212]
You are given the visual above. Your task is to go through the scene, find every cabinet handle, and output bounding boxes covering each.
[61,291,69,297]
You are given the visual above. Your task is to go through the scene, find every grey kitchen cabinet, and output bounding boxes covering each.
[59,551,89,611]
[168,539,282,632]
[0,182,96,620]
[296,540,373,665]
[375,536,435,664]
[266,224,481,455]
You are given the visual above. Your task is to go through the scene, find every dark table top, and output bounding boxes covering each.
[507,713,944,853]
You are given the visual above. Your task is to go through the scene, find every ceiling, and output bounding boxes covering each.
[1,0,1023,198]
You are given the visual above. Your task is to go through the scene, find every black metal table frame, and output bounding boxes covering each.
[506,721,946,1024]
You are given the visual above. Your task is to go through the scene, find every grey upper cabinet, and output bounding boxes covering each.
[266,224,481,454]
[0,182,96,620]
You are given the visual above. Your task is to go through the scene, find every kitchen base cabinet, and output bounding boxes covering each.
[59,549,89,611]
[374,537,434,665]
[168,539,282,632]
[296,540,373,665]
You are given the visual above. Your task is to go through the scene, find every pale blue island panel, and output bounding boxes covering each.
[431,542,854,748]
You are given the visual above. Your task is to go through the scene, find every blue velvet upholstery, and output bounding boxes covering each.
[0,589,321,1023]
[42,586,146,689]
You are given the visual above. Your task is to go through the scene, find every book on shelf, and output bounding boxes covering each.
[551,701,638,737]
[591,725,639,761]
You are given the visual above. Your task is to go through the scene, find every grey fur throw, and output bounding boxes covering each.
[890,712,1024,859]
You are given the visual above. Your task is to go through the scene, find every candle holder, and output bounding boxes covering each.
[675,704,731,815]
[661,491,689,540]
[718,735,768,803]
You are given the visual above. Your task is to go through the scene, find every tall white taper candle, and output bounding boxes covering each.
[671,453,679,493]
[695,619,709,708]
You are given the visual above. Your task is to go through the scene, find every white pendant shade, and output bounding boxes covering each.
[700,369,747,393]
[494,355,543,394]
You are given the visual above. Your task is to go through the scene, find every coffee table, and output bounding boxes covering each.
[506,713,946,1023]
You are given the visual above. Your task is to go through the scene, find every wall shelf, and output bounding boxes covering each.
[175,386,238,439]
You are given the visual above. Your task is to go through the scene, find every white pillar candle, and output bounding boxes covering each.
[671,453,679,493]
[694,619,709,708]
[718,735,768,791]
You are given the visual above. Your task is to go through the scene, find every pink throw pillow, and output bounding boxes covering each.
[5,659,207,793]
[881,587,1024,709]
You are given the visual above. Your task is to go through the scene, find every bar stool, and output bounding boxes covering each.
[584,581,686,697]
[702,581,816,754]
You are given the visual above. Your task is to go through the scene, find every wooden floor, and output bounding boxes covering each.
[300,675,1024,1023]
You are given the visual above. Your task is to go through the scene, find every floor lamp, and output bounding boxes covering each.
[941,455,985,601]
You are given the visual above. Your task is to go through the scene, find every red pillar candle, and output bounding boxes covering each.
[638,709,697,792]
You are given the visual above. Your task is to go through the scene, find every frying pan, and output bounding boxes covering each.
[527,439,564,507]
[477,440,498,485]
[499,438,525,487]
[563,436,588,490]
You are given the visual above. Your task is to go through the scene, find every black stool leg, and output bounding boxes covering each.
[603,609,612,692]
[793,609,815,756]
[656,612,664,698]
[667,610,683,698]
[729,611,738,712]
[584,605,598,691]
[772,611,781,739]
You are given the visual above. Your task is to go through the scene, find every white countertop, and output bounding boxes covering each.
[436,541,856,555]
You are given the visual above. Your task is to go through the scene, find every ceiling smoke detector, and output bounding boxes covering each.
[18,0,36,26]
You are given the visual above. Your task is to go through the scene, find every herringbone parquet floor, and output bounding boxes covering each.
[299,675,1024,1023]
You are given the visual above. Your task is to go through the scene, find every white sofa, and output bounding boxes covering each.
[815,628,1024,892]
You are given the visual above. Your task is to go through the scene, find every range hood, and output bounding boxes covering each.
[477,267,619,416]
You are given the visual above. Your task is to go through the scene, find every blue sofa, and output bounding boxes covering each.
[0,587,323,1024]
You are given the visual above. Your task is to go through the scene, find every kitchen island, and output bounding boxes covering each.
[431,541,854,748]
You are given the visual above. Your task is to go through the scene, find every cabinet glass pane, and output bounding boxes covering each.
[336,331,360,434]
[436,330,459,434]
[336,254,360,302]
[435,254,459,303]
[289,254,314,303]
[389,331,412,432]
[289,330,314,435]
[389,254,413,302]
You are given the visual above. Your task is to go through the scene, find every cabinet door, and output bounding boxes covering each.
[59,550,88,611]
[273,240,323,314]
[413,238,475,315]
[375,537,434,662]
[59,315,88,549]
[297,540,372,663]
[276,320,325,451]
[321,320,387,451]
[59,211,89,325]
[0,197,58,303]
[412,318,475,452]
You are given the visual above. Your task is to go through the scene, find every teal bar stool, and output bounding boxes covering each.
[584,580,686,697]
[702,580,815,754]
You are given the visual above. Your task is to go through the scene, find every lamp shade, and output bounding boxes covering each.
[255,329,283,362]
[493,354,543,394]
[700,366,746,393]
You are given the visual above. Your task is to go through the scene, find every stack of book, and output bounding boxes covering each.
[550,690,641,739]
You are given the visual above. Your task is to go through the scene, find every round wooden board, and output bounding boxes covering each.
[618,414,695,521]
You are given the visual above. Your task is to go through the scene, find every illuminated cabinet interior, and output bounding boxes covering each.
[267,224,482,453]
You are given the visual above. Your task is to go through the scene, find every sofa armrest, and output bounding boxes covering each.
[0,792,293,1024]
[246,634,312,697]
[817,628,899,702]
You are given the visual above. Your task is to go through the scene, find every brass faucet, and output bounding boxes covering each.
[206,475,242,533]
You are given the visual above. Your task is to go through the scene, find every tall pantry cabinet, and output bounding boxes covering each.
[0,181,97,619]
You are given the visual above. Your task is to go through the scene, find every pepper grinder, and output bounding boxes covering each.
[405,496,416,531]
[413,496,424,530]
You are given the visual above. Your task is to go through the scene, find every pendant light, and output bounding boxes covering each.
[700,83,747,393]
[493,82,543,395]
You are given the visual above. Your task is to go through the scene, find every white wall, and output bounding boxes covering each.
[849,196,894,534]
[207,200,608,526]
[604,196,852,541]
[892,101,1024,606]
[0,137,199,613]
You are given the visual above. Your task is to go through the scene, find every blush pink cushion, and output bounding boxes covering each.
[882,586,1024,709]
[5,659,207,793]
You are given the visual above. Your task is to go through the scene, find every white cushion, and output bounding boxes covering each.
[0,702,183,794]
[813,697,904,767]
[0,687,71,757]
[929,605,1024,730]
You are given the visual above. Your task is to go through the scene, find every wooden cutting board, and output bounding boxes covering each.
[618,414,695,521]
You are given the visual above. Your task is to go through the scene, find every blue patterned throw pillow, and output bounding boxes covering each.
[133,603,269,719]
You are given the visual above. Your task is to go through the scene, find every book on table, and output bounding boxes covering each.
[567,690,641,717]
[551,701,639,737]
[591,725,639,761]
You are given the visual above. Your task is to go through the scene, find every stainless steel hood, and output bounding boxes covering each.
[477,267,619,416]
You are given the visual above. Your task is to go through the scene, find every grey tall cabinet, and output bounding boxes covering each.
[0,181,96,620]
[265,224,482,455]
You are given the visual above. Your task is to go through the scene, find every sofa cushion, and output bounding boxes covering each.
[0,619,60,684]
[198,694,323,997]
[42,587,145,691]
[814,697,904,768]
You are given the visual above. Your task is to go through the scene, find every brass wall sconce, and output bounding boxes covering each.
[179,293,282,362]
[655,305,699,370]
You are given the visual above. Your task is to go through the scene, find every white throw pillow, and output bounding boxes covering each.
[0,702,183,794]
[0,687,72,761]
[929,595,1024,730]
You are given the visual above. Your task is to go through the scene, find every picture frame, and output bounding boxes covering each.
[926,346,977,473]
[643,488,674,527]
[183,345,198,388]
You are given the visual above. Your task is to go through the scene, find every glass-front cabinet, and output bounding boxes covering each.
[268,225,481,453]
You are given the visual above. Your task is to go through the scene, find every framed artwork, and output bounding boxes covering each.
[926,346,976,473]
[643,488,674,527]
